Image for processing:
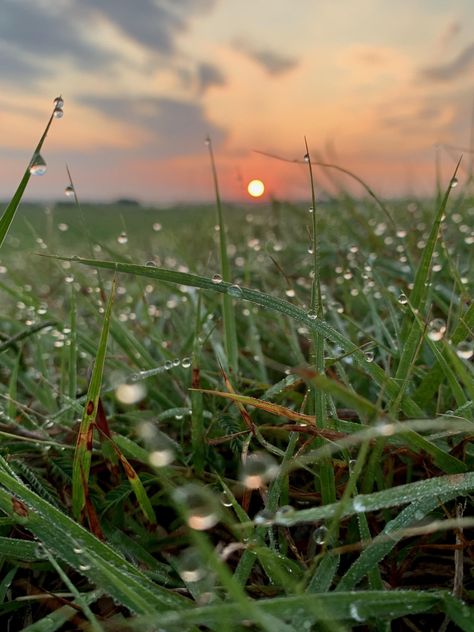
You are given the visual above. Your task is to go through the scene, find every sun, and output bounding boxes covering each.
[247,179,265,198]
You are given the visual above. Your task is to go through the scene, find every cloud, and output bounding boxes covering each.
[0,0,218,84]
[233,40,298,75]
[196,62,226,93]
[0,0,113,70]
[78,0,216,56]
[84,96,227,156]
[0,42,46,83]
[420,42,474,81]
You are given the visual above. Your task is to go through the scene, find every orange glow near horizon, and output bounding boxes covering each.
[247,179,265,198]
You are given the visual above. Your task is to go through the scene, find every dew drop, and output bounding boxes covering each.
[117,232,128,245]
[427,318,447,342]
[211,273,223,284]
[313,524,328,545]
[178,548,206,582]
[352,496,366,513]
[307,309,318,320]
[227,284,243,298]
[254,509,275,526]
[164,360,173,370]
[53,95,64,108]
[29,154,47,176]
[275,505,295,521]
[304,153,310,163]
[53,107,64,119]
[115,383,147,405]
[240,452,279,489]
[173,484,219,531]
[149,438,175,467]
[181,357,191,368]
[350,603,365,622]
[73,546,84,555]
[450,176,459,188]
[398,292,408,305]
[152,222,162,231]
[79,563,91,572]
[364,351,374,363]
[456,341,473,360]
[220,490,233,507]
[396,229,407,238]
[285,288,296,298]
[145,260,157,267]
[308,207,314,214]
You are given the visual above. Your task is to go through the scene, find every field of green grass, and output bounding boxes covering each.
[0,103,472,631]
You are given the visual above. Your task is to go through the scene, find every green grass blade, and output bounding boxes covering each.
[206,136,239,372]
[47,256,424,416]
[0,468,188,614]
[72,279,116,519]
[0,102,58,249]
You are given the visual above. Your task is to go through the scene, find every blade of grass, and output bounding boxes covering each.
[0,100,59,249]
[305,137,335,505]
[46,255,424,417]
[0,467,188,614]
[72,278,116,519]
[206,136,239,372]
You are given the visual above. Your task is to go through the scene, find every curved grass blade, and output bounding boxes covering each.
[0,468,188,614]
[72,279,116,519]
[206,136,238,372]
[44,255,423,417]
[116,590,444,628]
[267,471,474,527]
[0,100,59,249]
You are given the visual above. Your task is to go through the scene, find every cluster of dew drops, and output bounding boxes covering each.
[29,96,64,177]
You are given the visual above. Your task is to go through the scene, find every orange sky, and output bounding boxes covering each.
[0,0,473,203]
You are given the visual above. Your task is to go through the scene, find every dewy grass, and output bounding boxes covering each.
[0,99,472,629]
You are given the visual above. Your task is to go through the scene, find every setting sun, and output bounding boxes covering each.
[247,179,265,198]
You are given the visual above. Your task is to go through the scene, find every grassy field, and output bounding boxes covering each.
[0,104,472,631]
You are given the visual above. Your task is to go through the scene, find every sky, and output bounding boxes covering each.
[0,0,474,203]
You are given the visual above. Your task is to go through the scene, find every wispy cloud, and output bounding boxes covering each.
[84,96,227,156]
[196,62,226,94]
[420,42,474,81]
[233,40,298,75]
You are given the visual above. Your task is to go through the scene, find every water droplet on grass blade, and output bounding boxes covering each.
[254,509,275,525]
[29,154,47,176]
[364,351,374,363]
[211,274,223,284]
[173,484,219,530]
[307,309,318,320]
[149,437,175,467]
[178,548,206,582]
[313,525,328,545]
[115,383,146,405]
[53,107,63,119]
[181,357,191,368]
[398,292,408,305]
[427,318,447,341]
[53,95,64,108]
[240,452,279,489]
[456,341,473,360]
[227,284,243,298]
[117,232,128,245]
[275,505,295,521]
[450,176,459,188]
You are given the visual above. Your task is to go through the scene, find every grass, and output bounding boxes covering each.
[0,100,472,630]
